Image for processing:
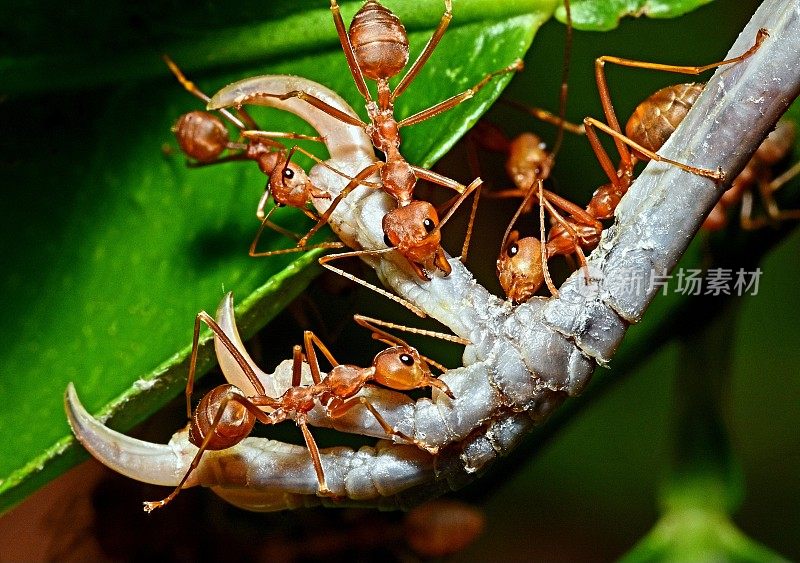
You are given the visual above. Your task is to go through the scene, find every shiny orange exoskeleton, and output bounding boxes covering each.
[142,311,454,512]
[496,30,769,303]
[164,56,368,255]
[238,1,520,280]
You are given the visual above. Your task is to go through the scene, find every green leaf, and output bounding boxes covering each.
[620,508,787,563]
[555,0,714,31]
[0,0,551,514]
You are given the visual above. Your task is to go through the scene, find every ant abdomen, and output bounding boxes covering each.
[189,384,255,450]
[173,111,230,163]
[349,0,409,80]
[625,83,704,159]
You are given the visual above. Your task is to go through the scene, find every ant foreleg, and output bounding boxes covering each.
[318,249,427,318]
[398,59,524,128]
[584,117,724,183]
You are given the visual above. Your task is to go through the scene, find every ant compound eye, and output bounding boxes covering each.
[282,167,295,179]
[384,233,394,247]
[506,243,519,258]
[422,218,435,233]
[399,353,414,366]
[276,202,285,208]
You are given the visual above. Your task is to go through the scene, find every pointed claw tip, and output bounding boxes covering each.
[63,382,84,434]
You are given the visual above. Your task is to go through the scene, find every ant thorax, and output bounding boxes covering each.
[365,101,401,153]
[322,364,373,399]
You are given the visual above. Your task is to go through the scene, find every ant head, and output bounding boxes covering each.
[506,133,551,189]
[497,231,545,303]
[349,0,409,80]
[373,346,436,391]
[188,385,256,450]
[382,201,445,277]
[173,111,229,163]
[373,346,427,390]
[267,157,313,208]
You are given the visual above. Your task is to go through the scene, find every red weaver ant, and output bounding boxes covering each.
[496,29,769,302]
[209,1,520,283]
[142,303,465,511]
[165,56,377,255]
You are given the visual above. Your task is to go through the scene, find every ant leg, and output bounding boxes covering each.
[185,311,266,419]
[430,178,483,241]
[460,181,482,264]
[739,190,766,230]
[550,0,574,160]
[427,176,483,255]
[241,91,368,129]
[584,116,629,188]
[412,166,467,194]
[281,144,382,195]
[318,249,427,318]
[163,55,258,131]
[768,160,800,195]
[191,312,268,400]
[542,187,604,233]
[592,28,768,171]
[297,161,385,247]
[330,396,438,453]
[254,197,302,238]
[144,392,233,512]
[242,130,324,144]
[249,205,345,258]
[584,117,724,182]
[298,420,334,496]
[391,0,453,101]
[743,166,800,228]
[538,182,559,298]
[398,60,524,128]
[502,100,585,135]
[143,391,275,512]
[303,330,341,384]
[541,196,591,285]
[499,183,542,259]
[329,0,372,102]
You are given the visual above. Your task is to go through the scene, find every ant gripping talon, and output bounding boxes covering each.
[165,56,375,255]
[316,486,337,498]
[495,26,773,302]
[142,294,469,509]
[214,2,515,281]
